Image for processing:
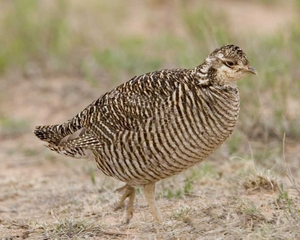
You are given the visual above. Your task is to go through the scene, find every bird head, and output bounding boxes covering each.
[204,44,257,85]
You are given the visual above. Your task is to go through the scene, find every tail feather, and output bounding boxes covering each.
[34,100,96,145]
[34,121,78,145]
[58,129,102,149]
[34,99,102,158]
[34,124,68,145]
[34,125,99,159]
[47,144,93,159]
[34,124,102,159]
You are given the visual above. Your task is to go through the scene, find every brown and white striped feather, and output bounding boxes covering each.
[35,68,239,185]
[82,70,240,186]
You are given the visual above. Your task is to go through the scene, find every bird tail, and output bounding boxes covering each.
[34,99,104,158]
[34,122,83,158]
[47,142,94,159]
[34,122,77,145]
[34,123,101,158]
[34,99,95,145]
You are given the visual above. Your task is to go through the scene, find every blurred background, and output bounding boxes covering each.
[1,0,299,171]
[0,0,300,237]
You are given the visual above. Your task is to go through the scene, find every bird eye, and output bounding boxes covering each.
[224,61,235,67]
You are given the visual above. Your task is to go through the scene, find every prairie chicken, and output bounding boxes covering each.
[34,44,257,223]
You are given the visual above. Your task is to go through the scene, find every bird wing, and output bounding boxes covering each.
[86,69,188,136]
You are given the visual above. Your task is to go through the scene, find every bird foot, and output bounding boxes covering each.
[114,184,135,223]
[143,183,163,222]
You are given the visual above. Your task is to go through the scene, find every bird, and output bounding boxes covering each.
[34,44,257,223]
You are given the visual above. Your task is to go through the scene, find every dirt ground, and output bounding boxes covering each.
[1,77,299,240]
[1,1,300,239]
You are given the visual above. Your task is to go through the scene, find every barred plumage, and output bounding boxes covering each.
[34,44,257,222]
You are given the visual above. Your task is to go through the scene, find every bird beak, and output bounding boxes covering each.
[246,66,258,76]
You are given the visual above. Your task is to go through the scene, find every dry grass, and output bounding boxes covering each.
[1,0,300,239]
[1,151,299,239]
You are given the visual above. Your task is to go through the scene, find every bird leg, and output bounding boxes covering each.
[114,184,135,223]
[143,182,163,222]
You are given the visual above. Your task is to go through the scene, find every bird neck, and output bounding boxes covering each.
[193,61,237,88]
